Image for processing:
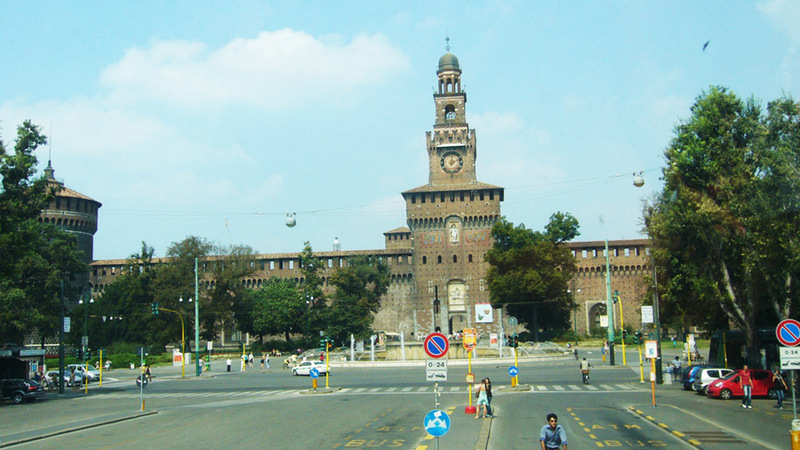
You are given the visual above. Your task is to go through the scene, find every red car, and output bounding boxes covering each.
[706,369,777,400]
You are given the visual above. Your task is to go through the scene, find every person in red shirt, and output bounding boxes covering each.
[739,365,753,409]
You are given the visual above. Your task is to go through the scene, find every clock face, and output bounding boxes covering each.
[441,152,463,174]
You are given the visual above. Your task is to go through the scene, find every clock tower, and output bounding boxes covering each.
[403,44,504,336]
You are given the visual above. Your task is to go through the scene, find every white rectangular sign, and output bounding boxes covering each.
[426,359,447,381]
[600,315,608,327]
[645,340,658,359]
[779,347,800,370]
[641,306,654,324]
[475,303,493,324]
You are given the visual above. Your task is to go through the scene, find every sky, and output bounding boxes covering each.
[2,1,799,261]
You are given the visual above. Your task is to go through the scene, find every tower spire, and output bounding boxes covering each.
[445,36,450,53]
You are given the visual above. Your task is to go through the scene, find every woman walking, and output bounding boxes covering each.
[475,379,489,419]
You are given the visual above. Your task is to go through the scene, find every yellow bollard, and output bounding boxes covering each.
[312,378,318,390]
[792,419,800,449]
[141,399,145,412]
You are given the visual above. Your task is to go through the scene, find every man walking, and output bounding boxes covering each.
[539,413,567,450]
[740,365,753,409]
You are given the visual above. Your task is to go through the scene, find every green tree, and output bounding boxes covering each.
[299,242,326,336]
[250,278,305,342]
[645,87,800,366]
[485,214,579,340]
[0,121,87,344]
[202,244,256,341]
[324,256,390,344]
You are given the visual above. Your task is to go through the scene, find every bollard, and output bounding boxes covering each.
[792,419,800,449]
[312,378,318,391]
[511,377,517,388]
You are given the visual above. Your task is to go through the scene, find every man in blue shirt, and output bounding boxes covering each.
[540,413,567,450]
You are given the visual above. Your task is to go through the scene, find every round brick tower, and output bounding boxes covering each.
[39,162,102,290]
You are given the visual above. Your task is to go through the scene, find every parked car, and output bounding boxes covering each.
[681,364,711,390]
[1,379,45,404]
[706,369,777,400]
[66,364,100,382]
[45,370,73,387]
[691,368,735,395]
[291,361,330,376]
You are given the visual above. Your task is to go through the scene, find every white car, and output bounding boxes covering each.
[66,364,101,382]
[291,361,329,376]
[692,367,735,395]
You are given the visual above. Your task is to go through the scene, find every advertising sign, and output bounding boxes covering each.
[463,328,477,351]
[475,303,493,323]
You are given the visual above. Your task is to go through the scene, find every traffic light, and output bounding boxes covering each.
[511,335,519,348]
[151,302,159,316]
[622,330,629,341]
[634,331,643,344]
[612,290,620,304]
[319,339,326,350]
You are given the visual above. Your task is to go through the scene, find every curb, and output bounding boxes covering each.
[0,410,158,448]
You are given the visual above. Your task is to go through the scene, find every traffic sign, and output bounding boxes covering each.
[645,340,658,359]
[426,359,447,382]
[508,366,519,377]
[423,333,450,359]
[777,319,800,347]
[423,409,451,437]
[309,367,320,379]
[779,347,800,370]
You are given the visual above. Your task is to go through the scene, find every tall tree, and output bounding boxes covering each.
[645,87,800,367]
[0,121,87,344]
[485,214,579,340]
[202,244,256,341]
[324,256,390,344]
[250,278,305,343]
[299,242,326,336]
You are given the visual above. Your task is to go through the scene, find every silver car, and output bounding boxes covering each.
[692,367,735,395]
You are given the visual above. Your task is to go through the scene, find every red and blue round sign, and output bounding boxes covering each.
[776,319,800,347]
[423,332,450,359]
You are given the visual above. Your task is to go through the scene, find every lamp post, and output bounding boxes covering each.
[179,297,193,378]
[605,239,616,365]
[78,295,94,363]
[568,287,581,348]
[614,290,626,365]
[194,257,200,377]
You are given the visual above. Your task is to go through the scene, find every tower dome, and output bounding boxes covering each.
[437,52,461,73]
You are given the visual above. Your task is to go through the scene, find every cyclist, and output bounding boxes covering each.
[580,358,591,384]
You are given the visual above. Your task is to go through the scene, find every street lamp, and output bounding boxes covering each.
[78,295,94,363]
[194,257,200,377]
[567,287,581,348]
[605,239,616,365]
[78,294,94,394]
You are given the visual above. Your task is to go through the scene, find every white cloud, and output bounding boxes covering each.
[99,29,410,112]
[758,0,800,43]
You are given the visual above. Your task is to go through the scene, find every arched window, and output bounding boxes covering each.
[453,255,458,263]
[468,254,473,263]
[422,256,427,265]
[437,255,443,264]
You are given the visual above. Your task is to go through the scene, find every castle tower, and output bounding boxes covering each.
[403,44,504,335]
[39,162,102,293]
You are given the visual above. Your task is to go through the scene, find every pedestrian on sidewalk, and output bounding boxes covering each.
[265,354,270,369]
[226,358,231,372]
[260,355,265,372]
[773,370,788,409]
[539,413,567,450]
[740,365,753,409]
[474,379,489,419]
[483,378,493,417]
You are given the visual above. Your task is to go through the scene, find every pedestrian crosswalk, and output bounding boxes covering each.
[93,383,641,401]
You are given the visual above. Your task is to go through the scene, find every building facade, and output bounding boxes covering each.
[84,50,653,342]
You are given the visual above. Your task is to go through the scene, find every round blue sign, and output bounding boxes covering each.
[309,367,320,379]
[508,366,519,377]
[423,409,451,437]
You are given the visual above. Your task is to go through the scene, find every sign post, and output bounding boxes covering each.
[776,319,800,440]
[645,340,658,407]
[422,332,449,448]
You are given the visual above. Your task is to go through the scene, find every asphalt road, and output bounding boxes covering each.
[1,349,796,449]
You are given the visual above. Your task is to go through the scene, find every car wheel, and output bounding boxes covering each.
[768,388,778,399]
[12,392,24,404]
[720,389,732,400]
[292,370,298,376]
[702,386,709,396]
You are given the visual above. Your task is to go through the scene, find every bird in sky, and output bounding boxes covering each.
[702,40,710,51]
